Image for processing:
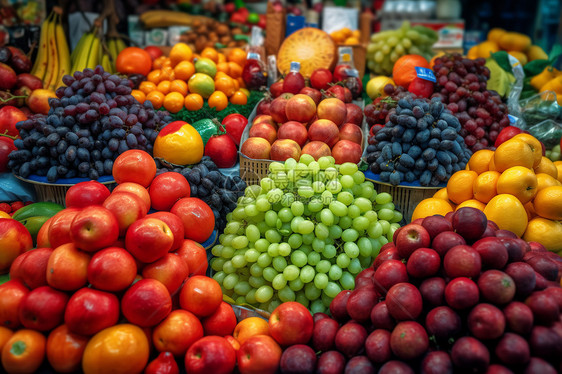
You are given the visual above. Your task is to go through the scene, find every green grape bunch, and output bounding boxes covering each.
[209,155,403,315]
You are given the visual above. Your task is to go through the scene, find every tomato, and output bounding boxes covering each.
[144,46,163,61]
[82,324,149,374]
[116,47,152,76]
[221,113,248,146]
[1,329,46,373]
[179,275,222,317]
[46,324,89,373]
[205,134,238,168]
[0,327,13,353]
[153,121,204,166]
[0,279,29,329]
[170,197,215,243]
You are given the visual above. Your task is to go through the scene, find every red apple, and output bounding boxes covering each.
[125,217,174,263]
[301,141,331,160]
[395,223,431,259]
[18,285,69,331]
[87,247,137,292]
[0,62,17,90]
[70,206,119,252]
[249,122,277,144]
[170,197,215,243]
[121,278,172,327]
[252,115,277,129]
[285,94,317,123]
[222,113,248,146]
[174,239,208,277]
[270,80,284,98]
[345,103,364,125]
[270,93,293,124]
[270,139,301,161]
[13,247,53,289]
[185,336,236,374]
[0,218,33,274]
[277,121,308,147]
[112,182,151,212]
[103,191,148,236]
[241,137,272,159]
[64,287,120,336]
[202,301,237,337]
[145,352,180,374]
[147,212,185,251]
[65,181,111,208]
[339,123,363,145]
[310,68,333,90]
[0,279,29,329]
[0,106,26,137]
[279,344,317,374]
[237,335,282,374]
[494,126,524,148]
[317,98,347,126]
[48,208,81,249]
[299,87,322,105]
[149,172,191,211]
[308,119,340,148]
[331,140,362,164]
[269,301,314,346]
[144,45,163,60]
[333,64,351,83]
[142,253,189,295]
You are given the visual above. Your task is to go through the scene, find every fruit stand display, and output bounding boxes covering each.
[0,1,562,373]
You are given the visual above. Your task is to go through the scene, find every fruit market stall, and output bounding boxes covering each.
[0,0,562,373]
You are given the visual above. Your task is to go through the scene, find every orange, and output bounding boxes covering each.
[533,186,562,220]
[147,69,163,84]
[152,56,167,69]
[433,187,449,200]
[411,198,454,221]
[536,173,561,192]
[184,93,204,111]
[163,92,185,114]
[524,201,536,221]
[200,47,219,63]
[237,77,246,89]
[216,62,230,75]
[152,310,204,357]
[0,326,13,353]
[139,81,157,95]
[523,217,562,251]
[173,61,195,81]
[169,79,188,96]
[208,91,228,111]
[554,161,562,183]
[511,134,543,168]
[156,80,171,95]
[1,329,46,373]
[46,324,89,373]
[230,91,248,105]
[0,211,10,219]
[494,139,535,172]
[215,75,236,97]
[161,66,175,81]
[217,53,227,64]
[488,156,496,171]
[496,166,538,204]
[534,156,558,179]
[146,91,165,110]
[228,62,243,79]
[447,170,478,204]
[473,171,500,203]
[169,42,193,66]
[227,48,247,67]
[240,88,250,97]
[468,149,494,174]
[483,194,528,236]
[233,317,269,345]
[161,59,172,68]
[131,89,146,104]
[82,324,149,374]
[456,199,486,211]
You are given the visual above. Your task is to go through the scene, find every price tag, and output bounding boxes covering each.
[415,67,436,82]
[507,114,519,124]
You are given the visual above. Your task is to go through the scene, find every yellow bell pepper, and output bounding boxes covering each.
[153,120,204,166]
[531,67,560,91]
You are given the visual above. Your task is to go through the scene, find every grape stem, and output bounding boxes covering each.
[0,93,28,103]
[0,131,18,141]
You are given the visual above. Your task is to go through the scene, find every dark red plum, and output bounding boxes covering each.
[406,248,441,278]
[534,271,548,290]
[451,207,487,241]
[505,262,536,298]
[503,301,534,334]
[495,332,530,365]
[390,321,429,360]
[346,286,378,323]
[486,365,514,374]
[317,351,346,374]
[443,245,482,278]
[499,238,527,262]
[420,277,446,308]
[432,231,466,258]
[374,259,408,295]
[372,246,401,270]
[472,237,509,270]
[451,337,490,373]
[425,306,462,342]
[365,329,391,364]
[334,321,367,358]
[495,230,518,239]
[420,351,453,374]
[279,344,317,374]
[386,282,423,321]
[530,326,562,359]
[313,312,330,323]
[524,357,557,374]
[543,287,562,311]
[468,303,506,340]
[525,254,558,281]
[378,360,415,374]
[312,317,340,352]
[354,268,375,289]
[422,215,453,239]
[343,356,374,374]
[445,277,480,310]
[370,301,396,330]
[525,290,560,325]
[329,290,352,323]
[478,270,516,305]
[528,241,547,252]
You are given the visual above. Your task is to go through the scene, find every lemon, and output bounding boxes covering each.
[194,57,217,78]
[188,73,215,99]
[366,76,395,100]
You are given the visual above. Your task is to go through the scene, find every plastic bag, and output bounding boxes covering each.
[516,91,562,147]
[0,173,36,202]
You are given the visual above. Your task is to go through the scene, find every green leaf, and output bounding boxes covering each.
[548,44,562,61]
[524,45,562,77]
[10,341,26,356]
[490,51,513,73]
[0,273,9,286]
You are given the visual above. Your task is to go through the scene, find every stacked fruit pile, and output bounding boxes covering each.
[366,21,437,76]
[415,133,562,252]
[0,150,220,373]
[179,18,250,52]
[8,66,172,182]
[432,53,510,152]
[365,94,472,186]
[303,208,562,373]
[242,94,364,164]
[135,43,249,114]
[210,156,403,314]
[329,27,362,46]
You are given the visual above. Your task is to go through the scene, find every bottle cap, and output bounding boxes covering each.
[290,61,301,71]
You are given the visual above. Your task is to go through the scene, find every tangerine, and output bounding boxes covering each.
[233,317,270,345]
[163,92,185,114]
[447,170,478,204]
[533,156,558,179]
[230,91,248,105]
[169,43,193,66]
[201,47,219,63]
[215,75,236,97]
[473,170,500,203]
[131,89,146,104]
[139,81,157,95]
[456,199,486,211]
[0,326,13,353]
[169,80,188,96]
[227,48,247,67]
[468,149,494,174]
[156,80,171,95]
[392,54,430,88]
[533,186,562,220]
[147,69,163,84]
[208,91,228,111]
[184,93,204,111]
[411,198,454,221]
[146,91,165,109]
[173,61,195,81]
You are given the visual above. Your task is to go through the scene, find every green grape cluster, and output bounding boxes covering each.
[366,21,438,76]
[210,155,403,315]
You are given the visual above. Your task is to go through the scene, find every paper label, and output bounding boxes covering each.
[508,114,519,124]
[415,67,437,82]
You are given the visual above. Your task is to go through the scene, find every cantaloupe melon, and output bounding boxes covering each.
[277,28,337,78]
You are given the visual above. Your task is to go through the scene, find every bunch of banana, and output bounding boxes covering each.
[71,30,127,74]
[140,9,211,28]
[31,11,71,91]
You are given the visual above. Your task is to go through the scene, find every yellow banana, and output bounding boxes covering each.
[101,53,112,73]
[71,30,89,65]
[53,16,70,90]
[43,14,58,91]
[86,35,100,69]
[115,37,127,54]
[139,10,209,28]
[72,32,94,72]
[108,37,118,72]
[31,12,52,81]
